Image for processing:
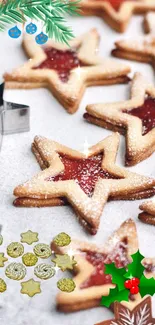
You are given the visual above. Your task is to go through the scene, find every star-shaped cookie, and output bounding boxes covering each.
[96,296,155,325]
[139,199,155,225]
[52,254,77,271]
[112,34,155,76]
[51,219,155,312]
[20,278,41,297]
[0,253,8,267]
[4,29,130,114]
[20,230,39,245]
[84,73,155,166]
[75,0,155,33]
[13,133,155,235]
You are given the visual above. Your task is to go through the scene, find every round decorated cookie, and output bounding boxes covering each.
[33,243,52,259]
[5,263,26,280]
[34,263,55,280]
[7,242,24,258]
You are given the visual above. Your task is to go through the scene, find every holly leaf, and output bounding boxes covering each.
[101,287,129,308]
[124,250,145,279]
[139,275,155,297]
[105,263,126,291]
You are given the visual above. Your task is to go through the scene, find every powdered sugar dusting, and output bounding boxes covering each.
[80,239,128,289]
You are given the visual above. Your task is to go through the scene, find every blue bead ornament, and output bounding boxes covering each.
[35,32,48,45]
[26,22,37,35]
[8,26,21,38]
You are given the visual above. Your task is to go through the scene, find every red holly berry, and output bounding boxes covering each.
[130,286,139,295]
[131,277,140,286]
[124,280,132,289]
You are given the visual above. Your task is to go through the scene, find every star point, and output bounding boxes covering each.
[139,200,155,226]
[0,253,8,267]
[112,34,155,76]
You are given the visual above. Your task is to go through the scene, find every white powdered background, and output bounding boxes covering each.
[0,14,155,325]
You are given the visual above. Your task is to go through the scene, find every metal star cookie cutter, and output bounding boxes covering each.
[0,82,30,150]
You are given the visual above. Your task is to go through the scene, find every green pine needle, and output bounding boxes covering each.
[0,0,81,44]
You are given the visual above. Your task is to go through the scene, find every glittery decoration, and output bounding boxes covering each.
[20,230,39,245]
[0,253,8,267]
[26,22,37,34]
[22,253,38,266]
[33,243,52,259]
[8,26,21,38]
[0,278,7,293]
[5,263,26,281]
[53,233,71,247]
[57,278,76,292]
[21,279,41,297]
[7,242,24,258]
[0,234,3,245]
[34,263,55,280]
[52,254,77,271]
[35,32,48,45]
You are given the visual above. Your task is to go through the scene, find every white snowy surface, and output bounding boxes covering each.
[0,14,155,325]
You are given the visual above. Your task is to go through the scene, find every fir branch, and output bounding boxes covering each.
[0,0,80,44]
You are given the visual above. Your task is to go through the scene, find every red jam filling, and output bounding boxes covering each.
[46,153,118,196]
[124,97,155,135]
[90,0,136,11]
[33,47,85,82]
[80,240,128,289]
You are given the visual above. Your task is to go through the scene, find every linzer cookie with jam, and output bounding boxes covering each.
[51,219,155,312]
[13,133,155,235]
[84,73,155,166]
[139,200,155,225]
[3,29,130,114]
[73,0,155,33]
[112,35,155,75]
